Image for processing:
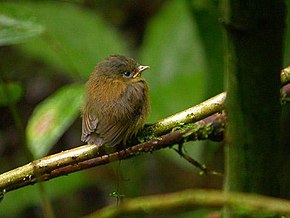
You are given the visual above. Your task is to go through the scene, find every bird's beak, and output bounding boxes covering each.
[138,65,150,73]
[133,65,150,78]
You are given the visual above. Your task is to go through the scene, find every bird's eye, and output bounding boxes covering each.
[123,71,132,78]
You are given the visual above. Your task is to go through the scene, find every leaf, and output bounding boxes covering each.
[140,0,207,121]
[0,81,23,106]
[17,1,128,80]
[26,84,85,158]
[139,0,208,169]
[0,3,44,46]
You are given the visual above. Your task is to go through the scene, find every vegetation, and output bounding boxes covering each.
[0,1,290,217]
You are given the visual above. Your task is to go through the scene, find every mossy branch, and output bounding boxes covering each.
[0,113,225,194]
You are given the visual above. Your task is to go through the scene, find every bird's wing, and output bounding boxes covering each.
[98,84,148,146]
[81,105,99,143]
[81,82,148,147]
[81,102,131,146]
[98,120,131,147]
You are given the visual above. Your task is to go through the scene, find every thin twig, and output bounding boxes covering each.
[174,143,223,176]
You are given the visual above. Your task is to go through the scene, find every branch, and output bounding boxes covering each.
[281,66,290,86]
[148,92,225,136]
[0,113,225,193]
[0,66,289,195]
[86,189,290,218]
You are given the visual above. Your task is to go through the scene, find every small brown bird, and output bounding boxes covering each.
[81,55,150,147]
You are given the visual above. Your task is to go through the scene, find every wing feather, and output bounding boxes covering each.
[81,104,99,143]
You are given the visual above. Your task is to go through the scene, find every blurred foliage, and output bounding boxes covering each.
[0,171,93,217]
[0,3,44,46]
[0,81,23,106]
[0,0,289,217]
[18,1,128,80]
[140,0,206,121]
[27,84,85,158]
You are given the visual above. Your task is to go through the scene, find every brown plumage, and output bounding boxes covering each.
[81,55,150,147]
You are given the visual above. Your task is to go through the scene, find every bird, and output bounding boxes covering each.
[81,55,150,148]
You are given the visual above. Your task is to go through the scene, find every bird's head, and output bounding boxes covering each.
[94,55,150,82]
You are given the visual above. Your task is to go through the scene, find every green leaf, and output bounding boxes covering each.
[0,3,44,46]
[26,84,85,158]
[0,81,23,106]
[17,1,128,80]
[140,0,207,121]
[139,0,208,169]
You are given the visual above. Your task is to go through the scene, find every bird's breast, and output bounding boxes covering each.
[86,77,127,102]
